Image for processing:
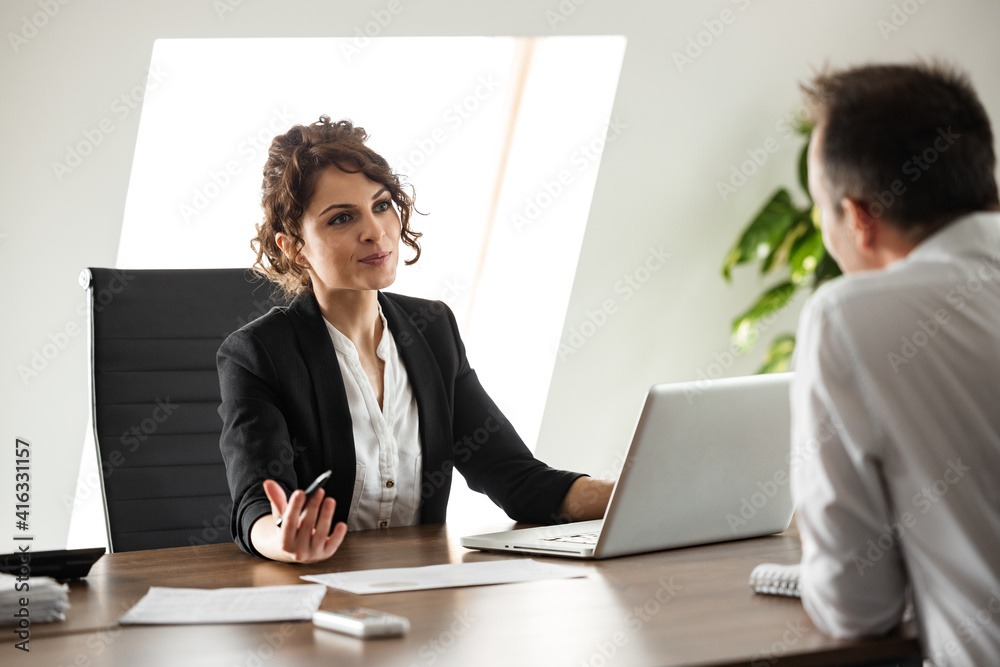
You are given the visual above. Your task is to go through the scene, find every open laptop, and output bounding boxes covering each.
[461,372,794,559]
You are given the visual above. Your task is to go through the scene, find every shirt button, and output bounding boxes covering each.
[386,480,395,488]
[379,520,388,529]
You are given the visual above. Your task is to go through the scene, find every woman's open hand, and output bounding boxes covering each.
[250,479,348,563]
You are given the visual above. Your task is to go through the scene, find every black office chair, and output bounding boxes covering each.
[81,268,287,552]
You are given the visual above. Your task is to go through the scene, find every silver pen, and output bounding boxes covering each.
[275,469,332,528]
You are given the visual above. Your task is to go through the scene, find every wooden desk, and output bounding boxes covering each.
[24,522,920,666]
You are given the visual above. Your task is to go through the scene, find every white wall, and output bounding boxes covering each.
[2,0,998,550]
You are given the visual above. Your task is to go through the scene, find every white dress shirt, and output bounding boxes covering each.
[324,303,422,531]
[791,212,1000,667]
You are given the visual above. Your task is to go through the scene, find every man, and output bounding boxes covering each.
[791,61,1000,667]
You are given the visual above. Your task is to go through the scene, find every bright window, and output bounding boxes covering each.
[110,35,626,528]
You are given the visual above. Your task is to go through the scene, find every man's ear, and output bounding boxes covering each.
[840,197,879,251]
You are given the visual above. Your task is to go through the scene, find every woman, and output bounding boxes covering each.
[218,116,612,563]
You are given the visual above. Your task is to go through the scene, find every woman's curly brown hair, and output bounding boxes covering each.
[251,116,421,299]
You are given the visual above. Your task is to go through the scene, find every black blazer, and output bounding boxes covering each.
[217,290,585,557]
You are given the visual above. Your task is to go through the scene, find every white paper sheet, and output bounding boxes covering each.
[301,559,588,594]
[119,584,326,624]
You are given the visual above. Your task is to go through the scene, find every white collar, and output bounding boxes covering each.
[905,211,1000,264]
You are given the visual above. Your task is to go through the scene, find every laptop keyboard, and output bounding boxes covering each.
[541,531,599,545]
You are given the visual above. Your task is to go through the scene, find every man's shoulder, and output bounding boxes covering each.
[807,260,938,316]
[797,268,933,357]
[803,274,864,322]
[814,212,1000,316]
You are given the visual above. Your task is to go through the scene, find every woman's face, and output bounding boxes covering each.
[289,166,401,296]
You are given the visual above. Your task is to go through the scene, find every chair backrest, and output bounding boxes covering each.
[81,268,287,552]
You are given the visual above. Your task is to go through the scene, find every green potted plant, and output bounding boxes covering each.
[720,120,841,373]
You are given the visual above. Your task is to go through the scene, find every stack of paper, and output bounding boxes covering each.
[0,572,70,625]
[119,584,327,625]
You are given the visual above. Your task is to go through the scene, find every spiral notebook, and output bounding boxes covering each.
[749,562,801,598]
[750,562,917,625]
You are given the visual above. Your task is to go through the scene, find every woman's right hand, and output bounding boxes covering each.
[250,479,348,563]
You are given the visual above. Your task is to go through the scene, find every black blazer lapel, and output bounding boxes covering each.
[379,292,453,522]
[285,291,357,525]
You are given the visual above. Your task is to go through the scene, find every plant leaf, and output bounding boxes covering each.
[757,333,796,374]
[797,134,812,203]
[761,215,809,275]
[721,189,798,281]
[731,280,798,352]
[789,223,826,284]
